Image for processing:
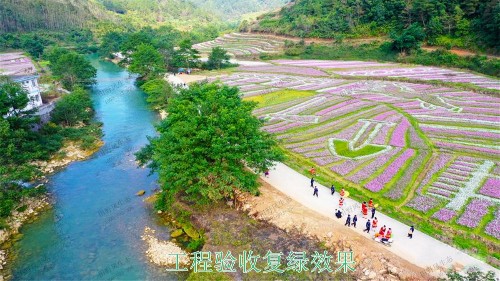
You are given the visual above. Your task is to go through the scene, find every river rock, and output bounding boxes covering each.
[136,190,146,196]
[182,225,200,239]
[170,229,184,238]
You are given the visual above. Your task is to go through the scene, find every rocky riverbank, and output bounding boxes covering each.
[0,193,51,278]
[32,140,103,175]
[141,227,190,266]
[0,140,103,280]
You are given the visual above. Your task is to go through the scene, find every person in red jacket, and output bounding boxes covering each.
[368,198,374,209]
[378,225,386,237]
[361,201,368,217]
[340,188,345,197]
[339,197,344,208]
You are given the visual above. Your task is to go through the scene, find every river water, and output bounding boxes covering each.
[11,56,178,280]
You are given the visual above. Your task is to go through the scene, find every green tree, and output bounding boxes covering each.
[390,24,425,53]
[0,76,30,117]
[136,82,284,208]
[140,78,174,109]
[98,31,126,58]
[206,47,231,70]
[45,48,96,90]
[129,44,165,80]
[50,88,93,126]
[172,39,200,70]
[439,267,496,281]
[20,35,45,58]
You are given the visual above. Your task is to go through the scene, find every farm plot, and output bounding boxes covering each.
[272,59,500,90]
[193,32,284,56]
[213,71,500,241]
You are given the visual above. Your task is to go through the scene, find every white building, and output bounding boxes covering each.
[0,52,43,111]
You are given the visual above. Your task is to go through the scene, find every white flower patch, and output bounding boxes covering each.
[420,124,500,134]
[445,160,495,210]
[438,177,466,186]
[415,115,500,126]
[267,114,319,124]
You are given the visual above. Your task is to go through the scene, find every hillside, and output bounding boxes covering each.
[248,0,499,52]
[0,0,119,32]
[188,0,290,21]
[97,0,219,29]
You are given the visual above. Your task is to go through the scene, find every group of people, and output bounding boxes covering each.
[307,166,416,244]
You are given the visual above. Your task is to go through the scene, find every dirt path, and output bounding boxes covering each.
[257,162,499,276]
[243,32,385,45]
[421,46,499,59]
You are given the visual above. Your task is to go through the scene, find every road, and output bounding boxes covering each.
[262,162,500,276]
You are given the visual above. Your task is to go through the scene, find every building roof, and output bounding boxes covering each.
[0,52,37,76]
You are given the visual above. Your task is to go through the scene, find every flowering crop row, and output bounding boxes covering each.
[457,199,493,228]
[364,149,415,192]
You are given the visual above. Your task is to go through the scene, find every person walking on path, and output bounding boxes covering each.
[345,214,351,226]
[331,184,335,195]
[371,207,376,219]
[339,197,344,208]
[361,201,368,217]
[372,217,378,232]
[310,177,315,188]
[264,170,269,177]
[352,215,358,228]
[408,226,414,239]
[313,186,319,197]
[364,219,371,233]
[309,167,316,176]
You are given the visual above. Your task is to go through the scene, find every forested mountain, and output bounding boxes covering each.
[249,0,499,52]
[97,0,219,29]
[0,0,119,32]
[188,0,290,21]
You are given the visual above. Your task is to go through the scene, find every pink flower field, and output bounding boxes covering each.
[212,62,499,240]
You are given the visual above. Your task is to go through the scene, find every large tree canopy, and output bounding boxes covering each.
[44,47,97,90]
[136,82,284,208]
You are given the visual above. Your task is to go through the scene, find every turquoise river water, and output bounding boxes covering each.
[10,56,179,280]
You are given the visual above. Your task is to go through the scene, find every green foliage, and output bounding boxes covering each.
[439,267,497,281]
[0,76,30,117]
[171,39,200,70]
[252,0,499,52]
[206,47,231,70]
[331,140,386,158]
[390,24,425,53]
[44,47,97,90]
[128,44,165,79]
[140,79,174,109]
[136,82,284,208]
[50,88,93,127]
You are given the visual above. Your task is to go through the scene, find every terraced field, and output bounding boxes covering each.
[193,33,284,56]
[208,66,500,244]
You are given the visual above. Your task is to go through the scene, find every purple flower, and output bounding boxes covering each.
[457,199,493,228]
[479,178,500,199]
[364,149,415,192]
[389,118,410,147]
[485,209,500,239]
[406,195,439,212]
[432,209,457,222]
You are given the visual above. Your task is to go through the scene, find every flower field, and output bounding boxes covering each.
[193,33,284,56]
[272,59,500,90]
[210,65,500,242]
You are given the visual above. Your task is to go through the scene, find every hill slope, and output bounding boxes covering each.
[189,0,290,21]
[0,0,118,32]
[249,0,499,52]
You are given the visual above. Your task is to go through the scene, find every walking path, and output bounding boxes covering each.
[262,162,500,276]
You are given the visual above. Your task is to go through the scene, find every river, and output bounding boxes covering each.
[10,56,179,280]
